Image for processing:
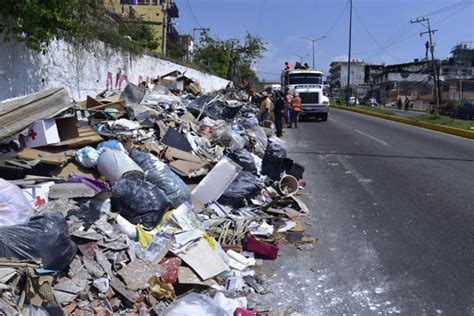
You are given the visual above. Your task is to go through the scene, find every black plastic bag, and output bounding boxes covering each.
[0,213,77,271]
[225,148,258,175]
[218,171,261,206]
[187,95,242,120]
[131,150,191,208]
[262,142,287,181]
[111,173,172,228]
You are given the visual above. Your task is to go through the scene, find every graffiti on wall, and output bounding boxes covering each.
[105,71,129,91]
[105,71,155,90]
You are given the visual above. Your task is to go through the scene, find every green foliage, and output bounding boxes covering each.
[167,41,187,61]
[193,31,266,82]
[0,0,95,51]
[118,23,160,51]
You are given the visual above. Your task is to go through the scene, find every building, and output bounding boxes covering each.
[439,43,474,101]
[328,60,365,98]
[104,0,179,55]
[372,59,434,109]
[179,34,194,62]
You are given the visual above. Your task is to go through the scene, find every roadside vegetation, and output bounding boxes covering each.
[413,113,474,131]
[0,1,266,83]
[331,102,474,131]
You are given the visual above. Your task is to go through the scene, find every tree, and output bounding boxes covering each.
[193,31,266,83]
[0,0,96,51]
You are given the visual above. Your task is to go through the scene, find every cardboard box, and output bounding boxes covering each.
[24,119,60,148]
[22,181,55,209]
[25,114,79,148]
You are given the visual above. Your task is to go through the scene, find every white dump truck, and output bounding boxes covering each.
[281,69,330,121]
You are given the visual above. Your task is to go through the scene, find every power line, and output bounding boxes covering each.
[353,6,402,62]
[185,0,202,28]
[256,0,267,36]
[432,1,473,25]
[359,0,472,61]
[324,0,350,36]
[422,0,473,18]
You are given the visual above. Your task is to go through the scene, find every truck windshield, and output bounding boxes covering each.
[289,74,323,85]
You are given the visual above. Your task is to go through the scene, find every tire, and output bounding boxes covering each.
[321,113,328,121]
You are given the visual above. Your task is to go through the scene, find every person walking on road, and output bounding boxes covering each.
[284,90,293,128]
[404,97,410,112]
[291,93,302,128]
[273,91,284,137]
[259,92,272,122]
[397,97,402,110]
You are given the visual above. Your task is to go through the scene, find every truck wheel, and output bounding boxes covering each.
[321,113,328,121]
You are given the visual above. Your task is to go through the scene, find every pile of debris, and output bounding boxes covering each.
[0,78,315,315]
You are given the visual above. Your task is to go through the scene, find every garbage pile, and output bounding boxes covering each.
[0,79,314,315]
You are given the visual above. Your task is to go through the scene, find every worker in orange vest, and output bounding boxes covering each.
[283,61,292,72]
[291,93,302,128]
[284,90,293,128]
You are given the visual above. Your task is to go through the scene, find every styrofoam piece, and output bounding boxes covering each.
[191,157,242,206]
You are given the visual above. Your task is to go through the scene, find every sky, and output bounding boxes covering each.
[173,0,474,81]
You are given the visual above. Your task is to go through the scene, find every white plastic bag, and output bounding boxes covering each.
[0,178,34,226]
[162,293,226,316]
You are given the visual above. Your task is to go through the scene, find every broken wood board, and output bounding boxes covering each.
[0,88,72,142]
[17,147,75,167]
[88,100,126,111]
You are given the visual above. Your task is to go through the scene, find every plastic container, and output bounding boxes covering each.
[97,150,144,185]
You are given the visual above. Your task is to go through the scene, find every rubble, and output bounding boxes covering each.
[0,77,315,315]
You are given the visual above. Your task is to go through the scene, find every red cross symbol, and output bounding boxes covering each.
[35,196,46,207]
[28,129,37,140]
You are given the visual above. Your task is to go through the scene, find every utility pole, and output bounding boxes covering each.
[411,17,440,110]
[346,0,352,106]
[162,0,168,56]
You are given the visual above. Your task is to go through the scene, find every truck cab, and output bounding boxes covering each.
[281,69,330,121]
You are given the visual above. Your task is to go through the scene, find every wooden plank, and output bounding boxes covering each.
[0,88,72,142]
[48,127,103,149]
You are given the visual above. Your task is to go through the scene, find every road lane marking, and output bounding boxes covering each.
[329,118,337,123]
[355,129,389,146]
[337,156,376,197]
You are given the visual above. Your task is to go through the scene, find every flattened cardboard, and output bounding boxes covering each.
[178,238,228,281]
[17,147,74,166]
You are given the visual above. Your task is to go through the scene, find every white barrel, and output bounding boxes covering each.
[97,150,143,185]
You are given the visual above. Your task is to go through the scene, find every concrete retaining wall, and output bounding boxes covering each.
[0,39,229,101]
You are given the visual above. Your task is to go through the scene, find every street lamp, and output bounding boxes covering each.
[299,36,327,69]
[292,53,311,63]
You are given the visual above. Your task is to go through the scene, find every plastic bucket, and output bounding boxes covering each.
[278,174,299,196]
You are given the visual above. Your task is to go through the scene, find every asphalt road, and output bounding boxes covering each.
[260,108,474,315]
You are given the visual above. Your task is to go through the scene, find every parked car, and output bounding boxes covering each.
[452,100,474,120]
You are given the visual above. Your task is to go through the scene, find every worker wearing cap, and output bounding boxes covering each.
[291,92,302,128]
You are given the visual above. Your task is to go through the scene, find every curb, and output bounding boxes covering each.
[331,105,474,140]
